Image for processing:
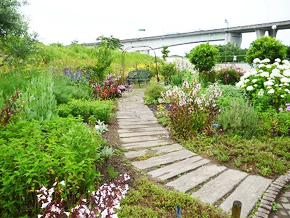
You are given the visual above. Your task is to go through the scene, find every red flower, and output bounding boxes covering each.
[96,86,101,91]
[110,88,115,93]
[104,91,108,96]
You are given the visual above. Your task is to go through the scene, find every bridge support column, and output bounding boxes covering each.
[255,29,266,38]
[225,33,242,47]
[268,29,278,38]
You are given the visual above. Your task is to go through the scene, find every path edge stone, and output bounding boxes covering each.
[253,170,290,218]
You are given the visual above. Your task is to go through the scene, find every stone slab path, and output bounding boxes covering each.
[117,88,274,218]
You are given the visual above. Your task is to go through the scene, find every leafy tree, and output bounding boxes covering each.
[84,39,113,83]
[215,43,248,63]
[0,0,28,37]
[96,35,123,50]
[159,62,179,85]
[245,36,287,65]
[161,46,170,61]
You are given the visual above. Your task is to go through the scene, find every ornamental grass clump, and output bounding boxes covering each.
[159,80,222,139]
[236,58,290,110]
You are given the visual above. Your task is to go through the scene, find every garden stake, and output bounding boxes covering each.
[176,205,182,218]
[231,200,242,218]
[212,123,220,143]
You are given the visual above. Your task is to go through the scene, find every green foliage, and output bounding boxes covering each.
[0,0,28,37]
[159,62,179,85]
[144,82,166,105]
[118,177,229,218]
[161,46,170,61]
[216,66,244,85]
[20,73,58,122]
[215,42,248,63]
[0,117,105,216]
[217,85,245,109]
[182,135,290,176]
[53,75,92,105]
[258,108,290,138]
[245,36,287,65]
[83,41,113,83]
[58,99,114,123]
[96,35,123,50]
[217,97,259,139]
[189,42,218,73]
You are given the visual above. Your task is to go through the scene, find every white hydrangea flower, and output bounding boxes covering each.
[268,89,275,94]
[281,77,290,83]
[264,80,274,86]
[252,79,258,83]
[243,71,251,78]
[253,58,261,63]
[281,95,285,98]
[258,89,264,96]
[246,86,254,91]
[260,72,269,77]
[283,70,290,77]
[258,64,264,68]
[275,58,281,62]
[266,65,272,69]
[263,58,270,63]
[282,60,290,64]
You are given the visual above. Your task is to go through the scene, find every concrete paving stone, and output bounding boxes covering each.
[150,144,185,154]
[258,207,270,215]
[260,203,272,211]
[120,135,161,144]
[219,175,272,218]
[148,156,205,178]
[122,140,172,149]
[255,211,268,218]
[282,203,290,209]
[117,127,166,134]
[118,124,156,129]
[119,130,167,138]
[131,150,196,170]
[166,164,226,192]
[117,117,157,121]
[191,169,248,204]
[124,150,148,159]
[158,159,210,181]
[118,120,158,126]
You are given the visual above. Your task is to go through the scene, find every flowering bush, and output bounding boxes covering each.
[92,75,129,100]
[37,174,130,218]
[236,58,290,109]
[215,66,245,85]
[159,80,222,139]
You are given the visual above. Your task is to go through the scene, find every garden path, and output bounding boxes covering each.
[117,88,288,218]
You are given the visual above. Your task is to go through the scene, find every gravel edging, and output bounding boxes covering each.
[253,170,290,218]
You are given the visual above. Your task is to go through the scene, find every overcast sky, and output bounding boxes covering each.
[21,0,290,56]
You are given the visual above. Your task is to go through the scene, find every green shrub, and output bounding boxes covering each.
[189,42,218,84]
[159,62,179,85]
[0,117,105,217]
[217,97,259,139]
[216,67,244,85]
[245,36,287,65]
[20,73,58,122]
[53,75,92,105]
[144,82,166,105]
[217,85,245,109]
[58,99,114,123]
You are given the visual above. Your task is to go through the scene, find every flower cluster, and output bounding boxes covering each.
[92,75,129,100]
[37,174,130,218]
[236,58,290,108]
[159,80,222,111]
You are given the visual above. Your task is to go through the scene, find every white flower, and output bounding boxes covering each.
[260,72,269,77]
[285,89,290,92]
[246,86,254,91]
[281,77,290,83]
[281,95,285,98]
[275,58,281,62]
[258,89,264,96]
[258,64,264,68]
[252,79,258,83]
[243,71,251,78]
[283,70,290,77]
[264,81,274,86]
[263,58,270,63]
[268,89,275,94]
[254,84,258,87]
[270,69,283,78]
[282,60,290,64]
[266,64,272,69]
[60,181,65,186]
[253,58,261,63]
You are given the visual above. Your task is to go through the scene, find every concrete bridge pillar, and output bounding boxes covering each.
[225,32,242,47]
[268,29,278,38]
[255,29,266,38]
